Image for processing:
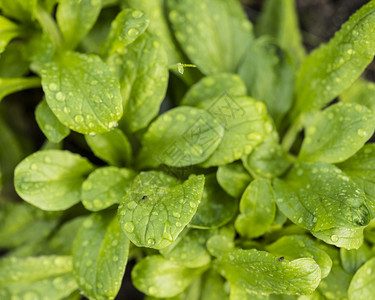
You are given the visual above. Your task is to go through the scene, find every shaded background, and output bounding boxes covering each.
[117,0,375,298]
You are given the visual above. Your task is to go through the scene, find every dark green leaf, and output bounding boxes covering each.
[118,171,205,249]
[190,174,236,229]
[56,0,101,49]
[166,0,253,75]
[216,162,252,198]
[200,270,229,300]
[0,255,77,300]
[108,33,168,132]
[81,166,135,211]
[103,8,149,55]
[85,128,132,167]
[299,102,375,163]
[214,249,321,295]
[266,235,332,278]
[341,79,375,114]
[41,51,123,135]
[14,150,94,211]
[132,255,206,298]
[137,106,224,168]
[274,162,372,231]
[0,77,41,102]
[0,42,29,78]
[0,0,36,21]
[235,178,276,239]
[35,99,70,143]
[72,211,129,300]
[294,1,375,115]
[340,242,372,274]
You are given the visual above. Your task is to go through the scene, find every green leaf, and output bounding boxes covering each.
[238,38,295,126]
[41,51,123,135]
[190,174,237,229]
[294,0,375,115]
[85,128,132,167]
[338,144,375,212]
[230,284,269,300]
[108,33,168,132]
[118,171,205,249]
[166,0,253,75]
[0,42,29,78]
[72,211,129,300]
[103,8,150,55]
[299,102,375,163]
[182,75,271,166]
[81,166,135,211]
[312,227,364,250]
[256,0,305,67]
[35,99,70,143]
[341,79,375,114]
[235,178,276,239]
[0,16,22,54]
[0,0,37,21]
[348,257,375,299]
[160,228,212,268]
[200,270,229,300]
[0,202,58,249]
[206,226,235,258]
[340,242,372,274]
[273,162,372,231]
[242,136,291,179]
[24,32,56,67]
[214,249,321,295]
[14,150,94,211]
[0,77,41,102]
[0,255,77,300]
[266,235,332,278]
[216,162,252,198]
[56,0,101,49]
[132,255,206,298]
[137,106,224,168]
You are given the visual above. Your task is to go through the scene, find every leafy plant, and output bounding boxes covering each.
[1,0,375,299]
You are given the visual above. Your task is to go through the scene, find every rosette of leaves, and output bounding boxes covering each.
[0,0,375,299]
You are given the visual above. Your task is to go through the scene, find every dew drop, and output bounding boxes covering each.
[74,114,84,123]
[49,83,58,91]
[124,222,135,232]
[56,92,65,101]
[147,238,155,246]
[132,10,143,18]
[357,129,367,137]
[189,202,197,208]
[30,163,38,170]
[127,201,137,210]
[63,107,71,113]
[176,222,182,227]
[330,235,339,242]
[113,256,119,262]
[173,211,181,218]
[127,28,139,37]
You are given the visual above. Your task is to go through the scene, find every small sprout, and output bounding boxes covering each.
[278,256,284,262]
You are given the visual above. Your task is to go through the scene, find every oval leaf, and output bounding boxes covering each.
[348,257,375,299]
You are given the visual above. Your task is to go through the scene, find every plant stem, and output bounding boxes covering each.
[35,6,63,49]
[281,114,304,152]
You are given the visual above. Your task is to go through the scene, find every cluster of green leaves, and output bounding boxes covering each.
[1,0,375,299]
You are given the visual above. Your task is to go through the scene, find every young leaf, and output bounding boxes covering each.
[41,51,123,135]
[216,162,252,198]
[183,78,271,166]
[235,178,276,239]
[103,8,150,55]
[200,270,229,300]
[214,249,321,295]
[273,162,372,232]
[348,257,375,299]
[340,242,372,274]
[312,227,364,250]
[56,0,101,49]
[132,255,206,298]
[108,33,168,132]
[0,16,22,53]
[238,38,295,126]
[0,77,41,102]
[294,0,375,115]
[190,174,237,229]
[256,0,305,67]
[81,166,135,211]
[118,171,205,249]
[72,211,129,300]
[299,102,375,163]
[35,99,70,143]
[85,128,132,167]
[341,79,375,114]
[0,0,37,21]
[0,255,77,300]
[266,235,332,278]
[338,144,375,212]
[137,106,224,168]
[242,136,291,179]
[206,226,235,258]
[159,228,212,268]
[166,0,253,75]
[14,150,94,211]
